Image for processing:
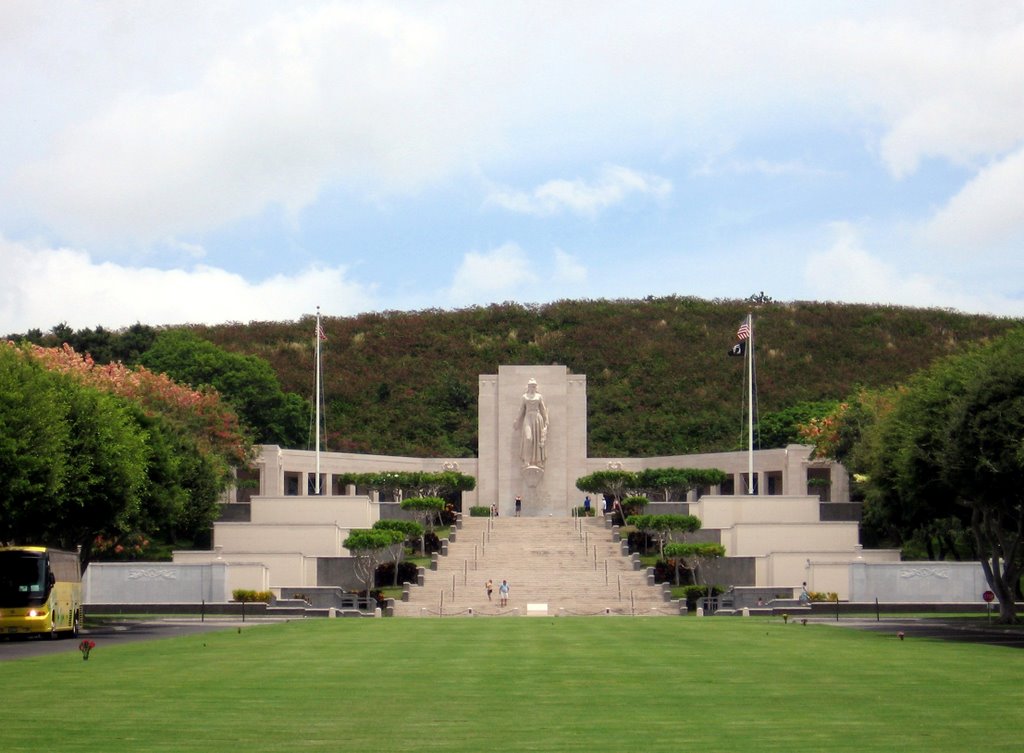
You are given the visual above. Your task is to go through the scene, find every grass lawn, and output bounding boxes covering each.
[2,617,1021,752]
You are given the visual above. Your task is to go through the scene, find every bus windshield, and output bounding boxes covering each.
[0,551,48,606]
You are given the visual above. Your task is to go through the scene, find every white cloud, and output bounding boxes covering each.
[6,4,1024,229]
[8,3,498,244]
[0,237,376,332]
[691,156,833,179]
[6,2,1024,247]
[553,248,588,286]
[486,166,672,217]
[441,243,590,307]
[865,21,1024,178]
[445,243,537,305]
[803,223,1023,316]
[3,1,1024,320]
[922,145,1024,248]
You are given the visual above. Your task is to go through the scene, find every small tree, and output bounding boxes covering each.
[411,471,477,500]
[367,471,414,502]
[664,542,726,589]
[626,513,701,557]
[618,495,649,526]
[400,496,446,554]
[337,471,476,508]
[576,470,642,511]
[637,468,728,502]
[343,528,405,597]
[372,519,424,585]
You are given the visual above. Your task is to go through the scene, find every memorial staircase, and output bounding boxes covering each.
[392,515,680,617]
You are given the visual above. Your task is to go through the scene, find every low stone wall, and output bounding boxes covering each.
[819,502,862,522]
[279,587,377,611]
[86,601,273,617]
[698,556,757,587]
[85,600,384,618]
[850,561,993,603]
[316,557,364,591]
[217,503,252,522]
[644,503,691,515]
[83,562,230,604]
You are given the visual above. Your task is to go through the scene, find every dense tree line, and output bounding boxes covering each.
[0,343,249,563]
[181,297,1017,458]
[1,324,306,561]
[801,327,1024,623]
[6,322,158,365]
[5,322,309,449]
[139,329,308,448]
[9,299,1018,459]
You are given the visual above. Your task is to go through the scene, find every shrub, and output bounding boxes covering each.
[351,589,386,609]
[92,532,164,561]
[574,506,595,517]
[424,532,442,554]
[810,591,839,602]
[652,559,676,584]
[677,584,724,611]
[375,561,418,587]
[626,530,654,554]
[232,589,273,603]
[621,495,650,516]
[440,504,458,527]
[469,506,491,517]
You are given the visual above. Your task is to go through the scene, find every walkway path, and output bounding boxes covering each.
[393,515,678,617]
[822,616,1024,649]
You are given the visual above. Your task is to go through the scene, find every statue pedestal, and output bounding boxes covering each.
[522,466,544,488]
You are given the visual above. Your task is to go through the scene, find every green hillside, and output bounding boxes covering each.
[180,297,1019,459]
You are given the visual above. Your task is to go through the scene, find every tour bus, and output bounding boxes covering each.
[0,546,82,638]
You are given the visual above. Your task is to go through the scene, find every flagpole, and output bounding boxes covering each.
[315,306,322,496]
[747,313,754,494]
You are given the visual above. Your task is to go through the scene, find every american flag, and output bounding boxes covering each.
[736,317,751,341]
[316,322,327,341]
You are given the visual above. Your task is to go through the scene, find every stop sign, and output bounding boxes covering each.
[983,590,995,603]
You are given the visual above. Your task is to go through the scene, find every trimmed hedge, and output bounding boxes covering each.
[232,589,273,603]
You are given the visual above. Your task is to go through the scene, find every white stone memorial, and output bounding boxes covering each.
[477,365,588,518]
[89,361,909,603]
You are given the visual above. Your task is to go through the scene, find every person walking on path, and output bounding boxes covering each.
[499,579,510,607]
[515,496,522,517]
[799,582,812,605]
[485,579,493,601]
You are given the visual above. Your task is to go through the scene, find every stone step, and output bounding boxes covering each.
[394,516,678,617]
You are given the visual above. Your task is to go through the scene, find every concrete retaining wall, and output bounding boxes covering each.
[316,557,366,591]
[83,562,231,604]
[850,561,993,603]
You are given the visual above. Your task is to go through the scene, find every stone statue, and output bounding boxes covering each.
[513,378,548,469]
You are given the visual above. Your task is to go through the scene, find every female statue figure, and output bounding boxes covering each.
[513,378,548,468]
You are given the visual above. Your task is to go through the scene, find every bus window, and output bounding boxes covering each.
[0,552,47,604]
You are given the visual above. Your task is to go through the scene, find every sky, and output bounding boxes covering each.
[2,1,1024,333]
